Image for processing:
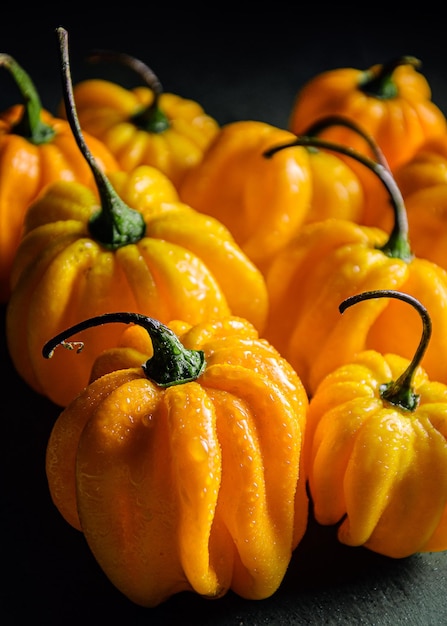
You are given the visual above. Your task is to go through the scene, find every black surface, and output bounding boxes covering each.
[2,11,447,625]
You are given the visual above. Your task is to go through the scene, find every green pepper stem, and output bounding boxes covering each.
[56,26,146,249]
[359,56,421,99]
[264,135,413,262]
[0,53,55,144]
[339,289,432,411]
[86,48,170,133]
[300,114,389,169]
[42,311,206,388]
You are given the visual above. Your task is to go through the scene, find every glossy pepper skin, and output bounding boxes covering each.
[179,120,364,272]
[6,166,268,407]
[44,314,309,607]
[0,53,118,302]
[263,141,447,396]
[265,216,447,395]
[306,291,447,558]
[61,50,219,188]
[6,31,268,408]
[307,350,447,557]
[289,56,447,171]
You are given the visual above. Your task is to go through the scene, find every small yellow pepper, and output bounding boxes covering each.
[44,312,309,606]
[60,47,219,188]
[306,290,447,558]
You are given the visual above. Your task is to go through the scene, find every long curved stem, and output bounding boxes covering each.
[56,26,146,249]
[264,136,413,262]
[300,114,390,169]
[339,289,431,411]
[0,53,55,143]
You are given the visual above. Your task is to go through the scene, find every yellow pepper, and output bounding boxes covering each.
[6,31,267,407]
[179,119,364,272]
[43,312,309,606]
[289,56,447,171]
[0,52,118,303]
[60,47,219,188]
[306,290,447,558]
[263,137,447,395]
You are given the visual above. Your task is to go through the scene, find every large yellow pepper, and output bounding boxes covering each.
[179,119,364,272]
[0,52,118,302]
[43,312,309,606]
[306,290,447,558]
[6,32,267,407]
[263,138,447,395]
[60,47,219,188]
[289,56,447,171]
[6,163,267,406]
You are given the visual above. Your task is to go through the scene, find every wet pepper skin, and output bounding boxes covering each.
[263,218,447,396]
[45,317,309,607]
[305,350,447,558]
[6,166,268,407]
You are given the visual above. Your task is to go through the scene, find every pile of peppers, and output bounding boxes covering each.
[2,27,447,608]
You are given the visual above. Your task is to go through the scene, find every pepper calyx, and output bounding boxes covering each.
[57,27,146,249]
[358,56,421,100]
[87,48,170,134]
[42,311,206,388]
[0,53,56,144]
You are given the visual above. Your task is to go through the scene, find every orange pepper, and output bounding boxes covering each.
[289,56,447,171]
[393,134,447,197]
[179,119,364,272]
[44,312,309,606]
[361,133,447,231]
[0,52,118,302]
[395,183,447,271]
[362,133,447,267]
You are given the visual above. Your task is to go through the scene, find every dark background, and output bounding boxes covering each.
[2,9,447,625]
